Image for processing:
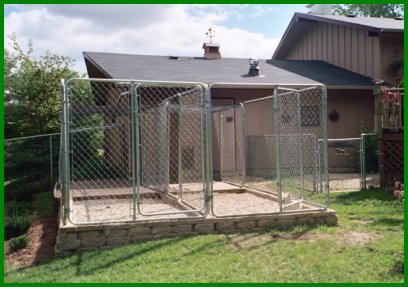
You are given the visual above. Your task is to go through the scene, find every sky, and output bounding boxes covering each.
[4,4,309,73]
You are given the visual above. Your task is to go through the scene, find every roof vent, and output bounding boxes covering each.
[248,59,260,77]
[346,13,356,17]
[394,16,403,20]
[169,56,179,60]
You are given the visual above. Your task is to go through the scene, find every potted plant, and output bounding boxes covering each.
[389,59,404,77]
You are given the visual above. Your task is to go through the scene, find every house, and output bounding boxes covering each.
[84,48,373,174]
[84,49,374,139]
[272,11,404,86]
[271,9,404,186]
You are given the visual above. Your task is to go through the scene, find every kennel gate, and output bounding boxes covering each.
[214,86,329,216]
[60,79,210,224]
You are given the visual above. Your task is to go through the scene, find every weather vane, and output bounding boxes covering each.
[206,27,215,43]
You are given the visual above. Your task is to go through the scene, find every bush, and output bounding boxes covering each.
[4,215,32,240]
[9,235,30,252]
[5,201,30,217]
[5,175,51,202]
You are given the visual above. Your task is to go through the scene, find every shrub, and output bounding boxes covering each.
[9,235,30,252]
[5,201,30,217]
[4,215,32,240]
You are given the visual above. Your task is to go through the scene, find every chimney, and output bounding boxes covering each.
[203,27,221,59]
[202,42,221,59]
[309,4,332,15]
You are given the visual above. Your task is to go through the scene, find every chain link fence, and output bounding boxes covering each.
[61,79,209,224]
[4,134,60,202]
[321,138,362,191]
[318,134,380,192]
[213,86,329,216]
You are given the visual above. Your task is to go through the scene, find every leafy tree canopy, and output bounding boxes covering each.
[4,34,81,138]
[333,4,404,18]
[307,4,404,18]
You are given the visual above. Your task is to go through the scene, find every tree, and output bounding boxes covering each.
[307,4,404,18]
[4,34,80,138]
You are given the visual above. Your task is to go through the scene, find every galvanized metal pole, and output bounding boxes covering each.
[130,82,137,220]
[61,79,70,224]
[200,88,206,198]
[360,135,365,189]
[273,86,283,212]
[165,100,171,192]
[220,113,223,182]
[205,86,214,215]
[240,103,246,188]
[318,140,323,192]
[178,93,183,201]
[49,135,53,190]
[297,91,304,199]
[321,86,330,208]
[313,137,318,192]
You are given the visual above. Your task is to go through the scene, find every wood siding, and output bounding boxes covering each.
[327,89,374,138]
[211,88,374,171]
[283,22,404,82]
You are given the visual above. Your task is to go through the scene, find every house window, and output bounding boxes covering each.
[301,105,320,127]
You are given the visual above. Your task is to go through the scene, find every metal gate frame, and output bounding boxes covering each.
[61,78,212,225]
[210,84,329,217]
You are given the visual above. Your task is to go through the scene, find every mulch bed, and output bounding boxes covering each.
[4,216,58,269]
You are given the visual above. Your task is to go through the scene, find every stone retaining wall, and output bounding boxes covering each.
[55,210,338,254]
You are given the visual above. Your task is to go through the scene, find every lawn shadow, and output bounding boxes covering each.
[331,188,399,205]
[72,236,187,278]
[372,217,404,228]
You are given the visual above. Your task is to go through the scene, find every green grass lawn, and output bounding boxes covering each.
[4,189,404,283]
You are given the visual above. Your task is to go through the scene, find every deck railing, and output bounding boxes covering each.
[381,87,404,129]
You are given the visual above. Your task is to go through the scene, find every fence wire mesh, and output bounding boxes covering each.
[320,138,362,192]
[66,80,133,224]
[361,133,380,189]
[213,86,328,216]
[137,85,207,216]
[62,79,208,224]
[277,87,324,209]
[4,134,60,202]
[242,96,276,193]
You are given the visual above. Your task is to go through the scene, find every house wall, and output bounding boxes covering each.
[211,89,274,173]
[102,86,374,177]
[211,88,374,172]
[282,22,403,84]
[380,33,404,85]
[327,89,374,138]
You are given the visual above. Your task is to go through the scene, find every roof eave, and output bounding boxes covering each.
[326,85,373,90]
[83,52,113,79]
[272,13,299,59]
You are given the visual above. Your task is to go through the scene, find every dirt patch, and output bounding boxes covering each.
[227,232,336,249]
[292,233,334,242]
[4,216,58,270]
[338,231,381,246]
[227,233,275,249]
[227,230,380,249]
